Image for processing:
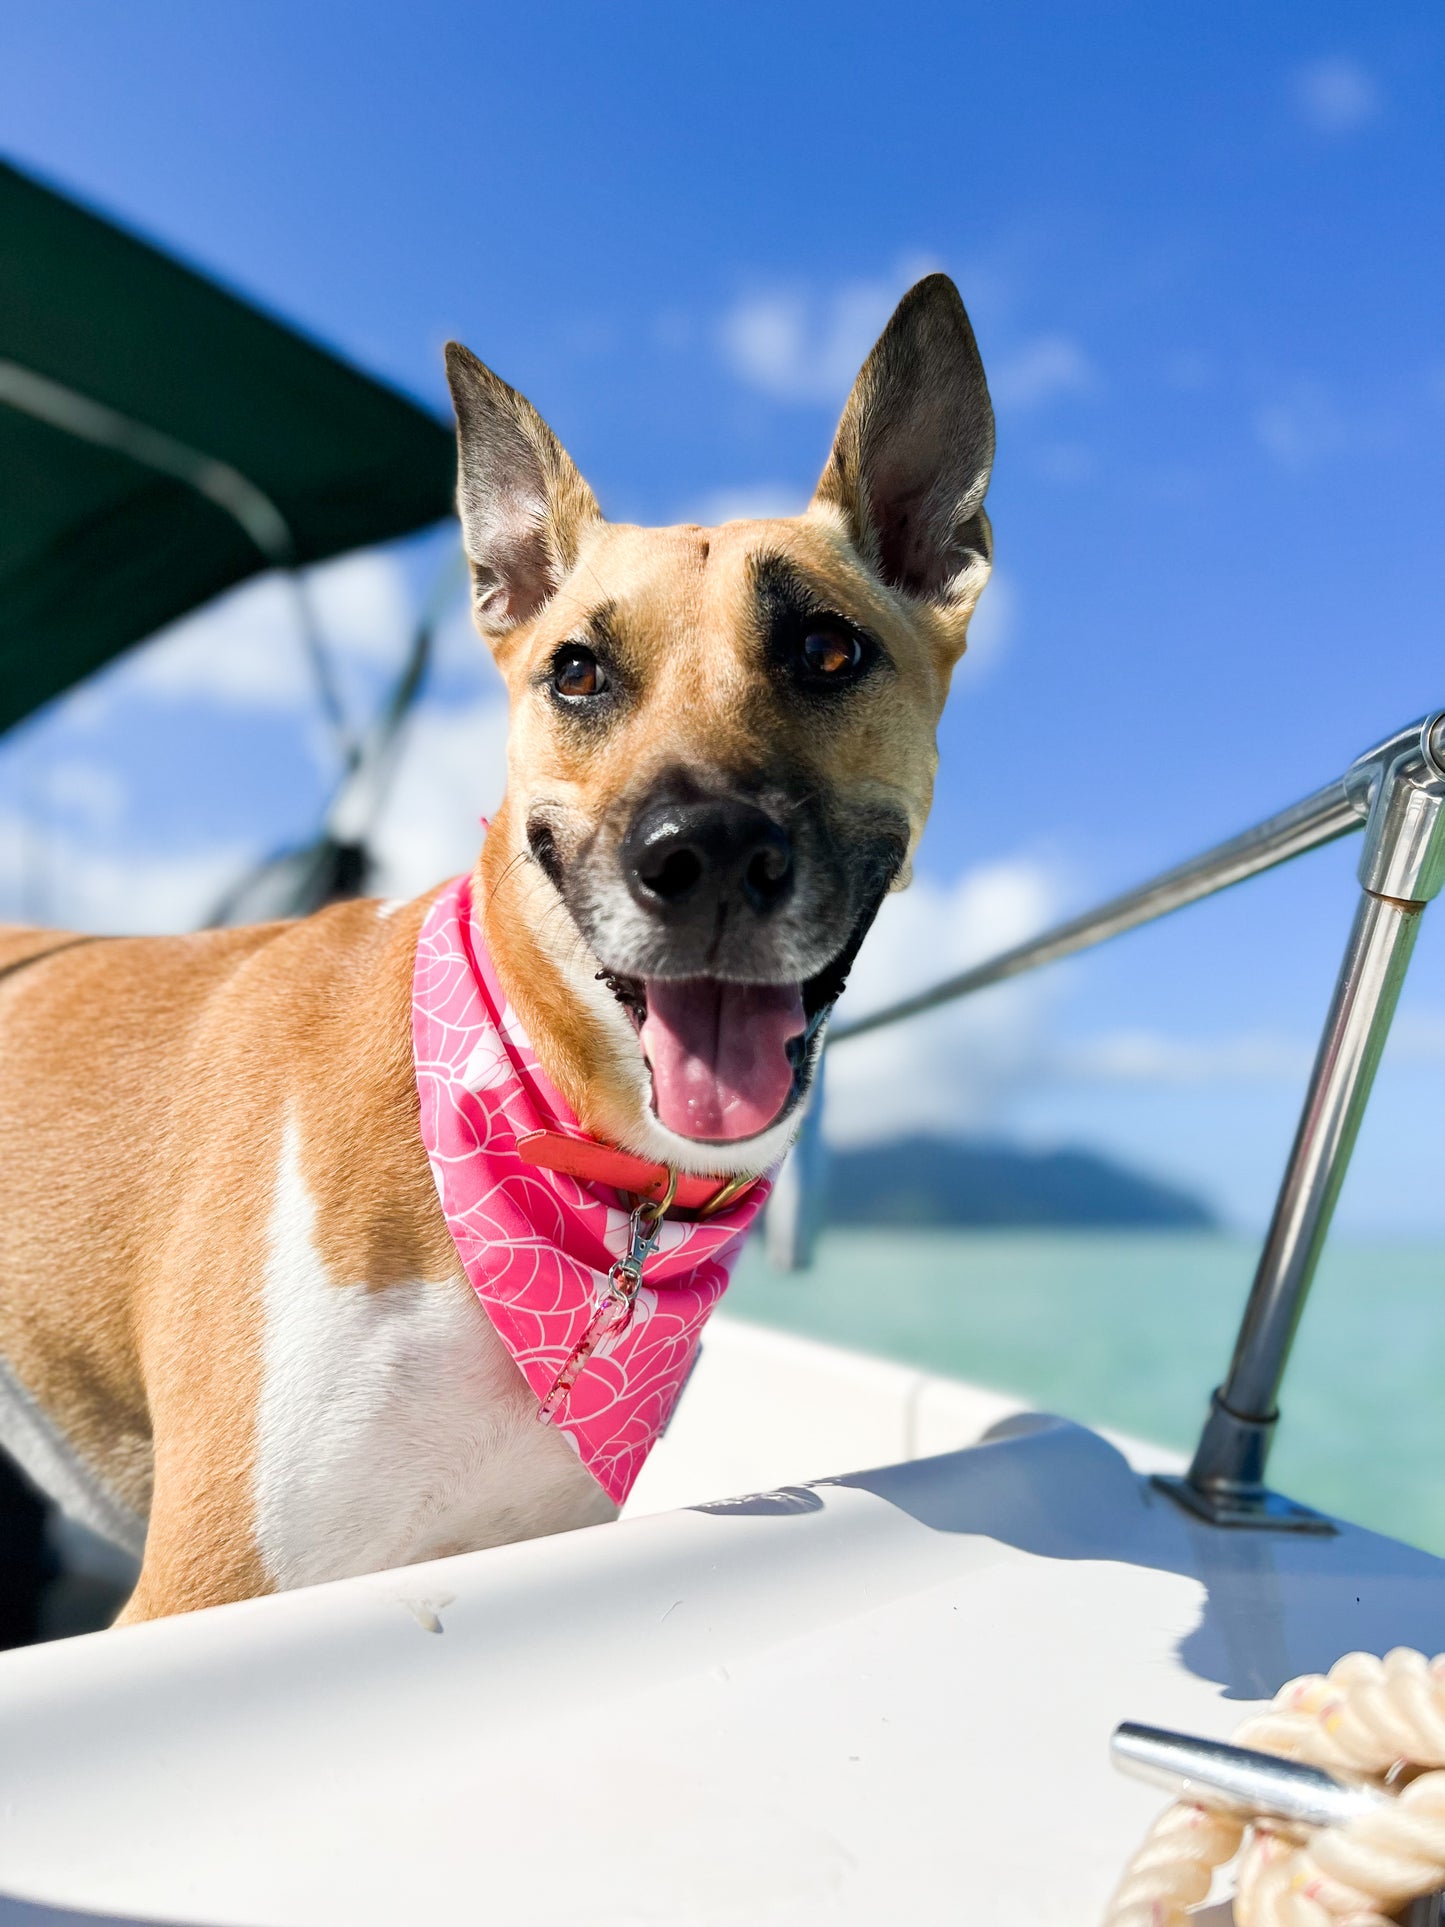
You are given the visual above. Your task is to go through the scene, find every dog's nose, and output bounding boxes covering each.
[623,798,794,921]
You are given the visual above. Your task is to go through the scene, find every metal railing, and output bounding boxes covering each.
[788,708,1445,1530]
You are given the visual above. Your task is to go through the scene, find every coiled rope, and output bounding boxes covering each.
[1104,1648,1445,1925]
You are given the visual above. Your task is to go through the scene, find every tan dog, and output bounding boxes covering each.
[0,274,994,1623]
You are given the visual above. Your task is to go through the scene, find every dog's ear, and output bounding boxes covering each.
[444,343,602,637]
[811,274,994,642]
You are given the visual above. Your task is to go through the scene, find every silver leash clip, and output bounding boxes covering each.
[609,1200,666,1296]
[536,1190,671,1425]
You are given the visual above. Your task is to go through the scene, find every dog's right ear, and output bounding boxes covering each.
[444,344,602,638]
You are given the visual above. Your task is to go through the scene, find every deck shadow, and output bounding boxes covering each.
[702,1414,1445,1701]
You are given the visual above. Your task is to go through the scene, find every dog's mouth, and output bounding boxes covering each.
[597,950,856,1145]
[637,978,806,1141]
[572,813,905,1147]
[608,976,811,1142]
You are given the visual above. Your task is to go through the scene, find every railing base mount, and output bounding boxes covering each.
[1153,1473,1337,1534]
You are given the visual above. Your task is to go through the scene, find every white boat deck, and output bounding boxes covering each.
[627,1312,1185,1514]
[2,1317,1444,1925]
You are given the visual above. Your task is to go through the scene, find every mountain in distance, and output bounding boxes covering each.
[823,1135,1217,1230]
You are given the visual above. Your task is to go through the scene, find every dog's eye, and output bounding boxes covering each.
[552,645,606,699]
[800,627,863,680]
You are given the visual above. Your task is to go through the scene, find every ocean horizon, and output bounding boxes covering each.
[728,1229,1445,1557]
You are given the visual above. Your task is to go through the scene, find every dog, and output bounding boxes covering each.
[0,273,994,1623]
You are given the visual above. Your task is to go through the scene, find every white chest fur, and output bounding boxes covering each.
[252,1122,614,1592]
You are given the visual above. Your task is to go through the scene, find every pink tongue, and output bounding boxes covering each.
[640,979,806,1142]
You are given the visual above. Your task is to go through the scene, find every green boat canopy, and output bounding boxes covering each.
[0,158,458,735]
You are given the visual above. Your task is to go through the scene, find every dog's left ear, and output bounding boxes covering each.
[445,343,602,638]
[811,274,994,650]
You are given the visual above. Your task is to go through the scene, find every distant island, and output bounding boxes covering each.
[821,1135,1217,1229]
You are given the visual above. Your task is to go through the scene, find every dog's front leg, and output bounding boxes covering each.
[113,1165,281,1624]
[115,1400,274,1624]
[116,1504,270,1624]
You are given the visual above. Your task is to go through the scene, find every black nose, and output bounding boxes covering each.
[623,797,794,921]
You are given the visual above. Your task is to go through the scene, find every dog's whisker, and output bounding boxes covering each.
[483,849,533,913]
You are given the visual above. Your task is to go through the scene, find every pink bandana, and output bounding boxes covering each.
[412,875,771,1503]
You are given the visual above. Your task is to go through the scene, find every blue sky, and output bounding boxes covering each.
[2,1,1443,1231]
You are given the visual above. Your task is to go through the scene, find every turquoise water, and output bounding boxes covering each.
[727,1232,1445,1555]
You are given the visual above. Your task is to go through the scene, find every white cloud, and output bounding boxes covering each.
[1053,1029,1313,1085]
[1030,1007,1445,1088]
[0,685,512,935]
[684,483,808,525]
[718,265,1097,448]
[820,886,1445,1150]
[368,695,512,900]
[324,568,512,899]
[823,859,1057,1147]
[307,551,417,667]
[427,583,496,683]
[124,576,310,709]
[44,760,127,828]
[959,567,1015,677]
[1292,57,1383,135]
[718,266,930,406]
[122,550,413,714]
[989,335,1097,412]
[0,806,251,934]
[0,546,487,933]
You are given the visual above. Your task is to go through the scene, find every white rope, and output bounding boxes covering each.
[1104,1649,1445,1926]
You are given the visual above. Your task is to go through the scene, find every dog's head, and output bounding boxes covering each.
[445,274,994,1175]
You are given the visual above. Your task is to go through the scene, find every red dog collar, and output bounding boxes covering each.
[516,1129,760,1216]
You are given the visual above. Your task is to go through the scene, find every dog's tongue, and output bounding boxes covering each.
[640,979,806,1142]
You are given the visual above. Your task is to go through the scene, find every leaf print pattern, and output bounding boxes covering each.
[412,876,771,1504]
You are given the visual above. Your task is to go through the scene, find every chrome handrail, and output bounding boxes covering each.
[793,709,1445,1529]
[828,778,1361,1044]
